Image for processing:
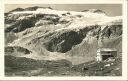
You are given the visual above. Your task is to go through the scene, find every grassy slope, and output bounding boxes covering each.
[5,55,121,76]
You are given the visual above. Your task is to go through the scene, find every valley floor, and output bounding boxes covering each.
[5,55,122,76]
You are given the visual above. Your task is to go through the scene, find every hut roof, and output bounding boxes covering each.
[97,48,117,52]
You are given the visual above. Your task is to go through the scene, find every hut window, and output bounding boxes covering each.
[102,55,114,60]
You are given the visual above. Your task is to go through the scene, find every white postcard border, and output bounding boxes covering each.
[0,0,127,80]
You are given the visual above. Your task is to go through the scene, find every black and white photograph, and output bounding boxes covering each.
[4,4,123,77]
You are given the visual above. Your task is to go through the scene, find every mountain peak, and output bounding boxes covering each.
[9,8,24,13]
[7,6,53,13]
[24,6,52,11]
[82,9,106,15]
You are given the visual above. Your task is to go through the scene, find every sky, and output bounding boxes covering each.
[5,4,122,16]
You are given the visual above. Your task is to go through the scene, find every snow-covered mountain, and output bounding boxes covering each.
[5,6,122,64]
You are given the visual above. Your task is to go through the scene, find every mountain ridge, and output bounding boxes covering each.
[5,7,122,65]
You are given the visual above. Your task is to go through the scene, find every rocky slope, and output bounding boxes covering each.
[5,6,122,76]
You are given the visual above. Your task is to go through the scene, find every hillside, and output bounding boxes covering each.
[5,6,122,76]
